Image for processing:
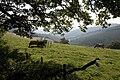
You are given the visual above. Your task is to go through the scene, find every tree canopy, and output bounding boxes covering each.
[0,0,120,36]
[83,0,120,27]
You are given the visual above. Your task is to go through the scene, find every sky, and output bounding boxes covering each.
[71,17,120,30]
[107,17,120,24]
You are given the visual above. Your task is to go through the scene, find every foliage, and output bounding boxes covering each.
[60,37,69,44]
[0,38,26,79]
[0,0,120,37]
[0,0,94,36]
[107,40,120,49]
[0,0,120,38]
[0,29,5,38]
[83,0,120,17]
[83,0,120,27]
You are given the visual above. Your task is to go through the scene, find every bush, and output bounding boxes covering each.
[107,40,120,49]
[0,39,27,79]
[60,38,69,44]
[0,30,5,38]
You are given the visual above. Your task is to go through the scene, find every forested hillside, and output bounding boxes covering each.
[70,24,120,46]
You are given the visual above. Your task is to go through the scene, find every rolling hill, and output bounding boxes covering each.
[70,24,120,46]
[64,26,103,39]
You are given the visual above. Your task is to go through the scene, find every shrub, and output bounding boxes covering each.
[0,30,5,38]
[60,37,69,44]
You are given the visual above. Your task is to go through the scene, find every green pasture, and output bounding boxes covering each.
[2,32,120,80]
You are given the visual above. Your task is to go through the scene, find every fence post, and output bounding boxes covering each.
[41,57,43,64]
[63,64,66,80]
[25,52,29,60]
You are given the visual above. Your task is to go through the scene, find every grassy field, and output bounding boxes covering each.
[2,32,120,80]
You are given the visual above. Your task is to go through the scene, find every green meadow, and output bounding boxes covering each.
[2,32,120,80]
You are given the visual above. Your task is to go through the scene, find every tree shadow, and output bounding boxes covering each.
[28,45,45,48]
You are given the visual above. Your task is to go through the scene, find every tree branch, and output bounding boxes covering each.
[67,58,100,74]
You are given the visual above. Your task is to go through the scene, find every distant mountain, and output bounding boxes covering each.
[64,23,120,39]
[70,24,120,46]
[64,26,103,39]
[34,25,103,39]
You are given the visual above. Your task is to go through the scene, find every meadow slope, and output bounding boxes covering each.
[2,32,120,80]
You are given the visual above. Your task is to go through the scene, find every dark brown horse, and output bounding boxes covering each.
[29,40,47,48]
[29,40,39,47]
[94,43,104,48]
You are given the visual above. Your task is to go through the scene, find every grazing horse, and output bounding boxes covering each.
[29,40,48,48]
[94,43,104,48]
[29,40,39,47]
[37,40,47,48]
